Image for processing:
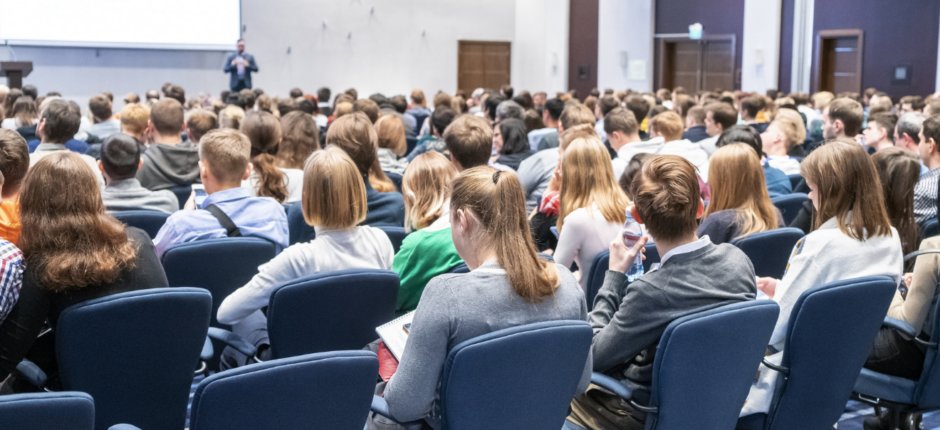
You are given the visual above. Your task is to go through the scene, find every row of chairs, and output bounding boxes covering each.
[5,274,920,430]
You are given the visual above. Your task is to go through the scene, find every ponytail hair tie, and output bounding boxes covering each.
[492,170,501,184]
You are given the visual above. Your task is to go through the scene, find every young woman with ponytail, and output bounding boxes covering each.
[377,166,590,429]
[240,111,303,203]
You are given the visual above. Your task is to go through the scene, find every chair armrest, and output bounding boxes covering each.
[590,372,634,400]
[14,359,47,388]
[109,425,142,430]
[201,336,214,361]
[883,316,917,339]
[369,395,426,430]
[207,327,257,358]
[762,357,789,374]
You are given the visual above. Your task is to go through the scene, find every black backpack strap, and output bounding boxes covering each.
[204,204,242,237]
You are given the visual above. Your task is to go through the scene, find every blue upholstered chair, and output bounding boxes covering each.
[386,171,403,192]
[730,228,804,279]
[787,174,803,190]
[405,137,418,157]
[110,210,169,239]
[770,193,809,226]
[736,276,897,430]
[187,352,378,430]
[378,226,408,254]
[585,243,660,312]
[922,218,939,240]
[167,184,193,210]
[590,301,779,430]
[449,262,469,273]
[286,201,314,245]
[371,320,592,430]
[0,391,95,430]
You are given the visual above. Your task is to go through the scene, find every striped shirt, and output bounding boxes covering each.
[914,167,940,224]
[0,239,23,325]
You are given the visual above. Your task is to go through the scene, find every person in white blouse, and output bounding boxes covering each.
[218,146,394,368]
[739,140,903,421]
[553,133,630,292]
[240,111,306,203]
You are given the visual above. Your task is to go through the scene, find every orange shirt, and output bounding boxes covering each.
[0,200,21,246]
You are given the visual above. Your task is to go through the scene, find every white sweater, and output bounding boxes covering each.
[741,217,903,417]
[616,138,710,181]
[217,225,395,325]
[554,204,623,292]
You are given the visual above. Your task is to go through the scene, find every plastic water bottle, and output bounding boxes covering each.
[622,208,645,282]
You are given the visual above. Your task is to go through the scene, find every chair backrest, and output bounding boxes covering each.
[386,171,403,192]
[0,392,95,430]
[189,351,378,430]
[449,262,470,273]
[439,320,592,430]
[287,201,316,245]
[912,251,940,408]
[377,226,408,254]
[167,185,193,210]
[923,218,939,240]
[766,276,897,430]
[771,193,809,226]
[56,288,211,430]
[405,136,419,157]
[161,237,277,329]
[110,210,170,239]
[267,269,399,359]
[730,228,804,279]
[647,301,779,430]
[585,243,659,312]
[787,174,803,190]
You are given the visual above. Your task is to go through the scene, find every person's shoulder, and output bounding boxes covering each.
[124,226,153,245]
[0,238,22,260]
[921,235,940,250]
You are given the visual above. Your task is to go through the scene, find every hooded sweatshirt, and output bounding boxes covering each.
[136,141,201,191]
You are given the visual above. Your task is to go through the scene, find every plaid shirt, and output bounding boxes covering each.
[0,239,23,325]
[914,167,940,224]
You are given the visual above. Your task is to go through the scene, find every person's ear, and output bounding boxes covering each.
[243,162,253,181]
[835,119,845,134]
[630,206,643,224]
[138,159,143,170]
[198,160,208,177]
[697,198,705,219]
[97,160,105,173]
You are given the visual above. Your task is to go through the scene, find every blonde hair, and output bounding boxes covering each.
[120,103,150,135]
[559,124,599,152]
[327,112,396,193]
[376,115,407,157]
[558,136,629,232]
[403,152,458,232]
[451,167,560,302]
[334,102,353,118]
[650,111,684,142]
[770,109,806,149]
[813,91,835,110]
[704,144,780,238]
[302,146,368,230]
[199,129,250,184]
[411,89,427,108]
[219,105,246,129]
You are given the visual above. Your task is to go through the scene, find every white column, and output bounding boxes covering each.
[741,0,782,93]
[512,0,569,94]
[597,0,654,92]
[791,0,815,94]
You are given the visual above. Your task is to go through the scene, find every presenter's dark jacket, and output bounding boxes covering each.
[224,52,259,90]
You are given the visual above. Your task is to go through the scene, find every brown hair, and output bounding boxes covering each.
[352,99,380,124]
[625,95,650,123]
[770,109,806,149]
[604,107,639,136]
[3,89,21,120]
[150,99,184,135]
[826,98,864,137]
[19,152,137,291]
[559,104,595,130]
[403,151,458,232]
[559,124,599,151]
[11,96,38,128]
[88,95,112,122]
[650,111,684,142]
[451,166,560,302]
[333,102,353,119]
[631,155,701,242]
[433,92,453,110]
[186,110,218,143]
[242,112,288,202]
[376,115,407,157]
[444,114,493,169]
[558,136,629,232]
[327,112,394,192]
[277,111,320,169]
[199,128,251,184]
[704,144,780,238]
[120,103,150,135]
[411,89,427,108]
[705,102,738,131]
[801,139,892,240]
[873,147,921,255]
[302,146,367,229]
[0,129,29,196]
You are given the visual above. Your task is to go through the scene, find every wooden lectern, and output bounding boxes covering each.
[0,62,33,89]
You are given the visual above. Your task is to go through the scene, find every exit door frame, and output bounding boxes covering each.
[812,29,864,94]
[655,34,737,92]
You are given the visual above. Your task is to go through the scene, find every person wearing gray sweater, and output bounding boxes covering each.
[98,133,179,214]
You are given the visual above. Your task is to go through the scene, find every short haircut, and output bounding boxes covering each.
[898,112,926,143]
[297,98,315,115]
[650,111,684,142]
[771,109,806,148]
[238,88,257,109]
[199,128,251,184]
[431,107,457,135]
[790,92,810,106]
[625,95,651,123]
[496,100,525,121]
[0,129,29,195]
[444,114,492,169]
[219,105,246,129]
[603,107,639,136]
[740,96,765,118]
[21,85,37,100]
[868,113,898,143]
[352,99,380,124]
[325,112,377,176]
[631,155,700,242]
[484,95,505,121]
[40,99,81,143]
[345,88,358,100]
[826,98,864,137]
[150,99,185,135]
[543,98,565,121]
[289,88,304,98]
[302,146,367,229]
[317,87,331,104]
[705,102,738,130]
[923,115,940,148]
[598,95,620,117]
[560,104,595,130]
[124,93,140,105]
[901,95,926,111]
[88,95,112,121]
[686,106,705,125]
[165,85,185,105]
[501,84,514,98]
[186,110,219,142]
[389,95,408,114]
[100,133,141,180]
[716,124,763,156]
[120,103,150,135]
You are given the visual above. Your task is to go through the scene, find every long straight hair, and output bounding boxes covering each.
[242,111,288,202]
[704,143,780,237]
[802,139,892,239]
[403,152,458,232]
[276,111,319,170]
[451,167,559,303]
[558,136,629,232]
[872,147,920,255]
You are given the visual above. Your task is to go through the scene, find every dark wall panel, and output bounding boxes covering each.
[569,0,599,99]
[778,0,794,93]
[813,0,938,99]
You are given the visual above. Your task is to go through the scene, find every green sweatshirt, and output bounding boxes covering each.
[393,227,463,312]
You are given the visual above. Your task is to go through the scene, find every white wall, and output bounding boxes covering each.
[1,0,516,112]
[597,0,653,92]
[512,0,568,95]
[741,0,782,93]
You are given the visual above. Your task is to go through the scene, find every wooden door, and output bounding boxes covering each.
[658,36,736,92]
[815,30,863,94]
[457,41,511,95]
[663,40,700,92]
[702,39,735,92]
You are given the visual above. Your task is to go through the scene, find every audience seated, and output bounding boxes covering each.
[698,144,783,245]
[136,99,200,190]
[99,133,178,214]
[741,140,903,419]
[2,96,38,131]
[119,103,150,148]
[593,95,619,142]
[375,115,409,175]
[491,118,534,170]
[88,95,121,140]
[0,168,23,327]
[29,99,104,188]
[807,97,863,154]
[217,146,393,367]
[761,109,806,175]
[740,96,768,133]
[528,98,564,150]
[553,134,629,291]
[538,103,594,151]
[681,106,709,143]
[699,102,738,155]
[914,115,940,224]
[717,125,792,198]
[240,111,301,203]
[376,166,589,428]
[607,107,643,180]
[862,112,898,155]
[569,155,755,430]
[275,111,319,171]
[0,152,166,383]
[393,152,462,312]
[153,129,289,257]
[873,148,921,257]
[183,109,218,146]
[0,130,28,244]
[621,111,710,180]
[407,107,457,162]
